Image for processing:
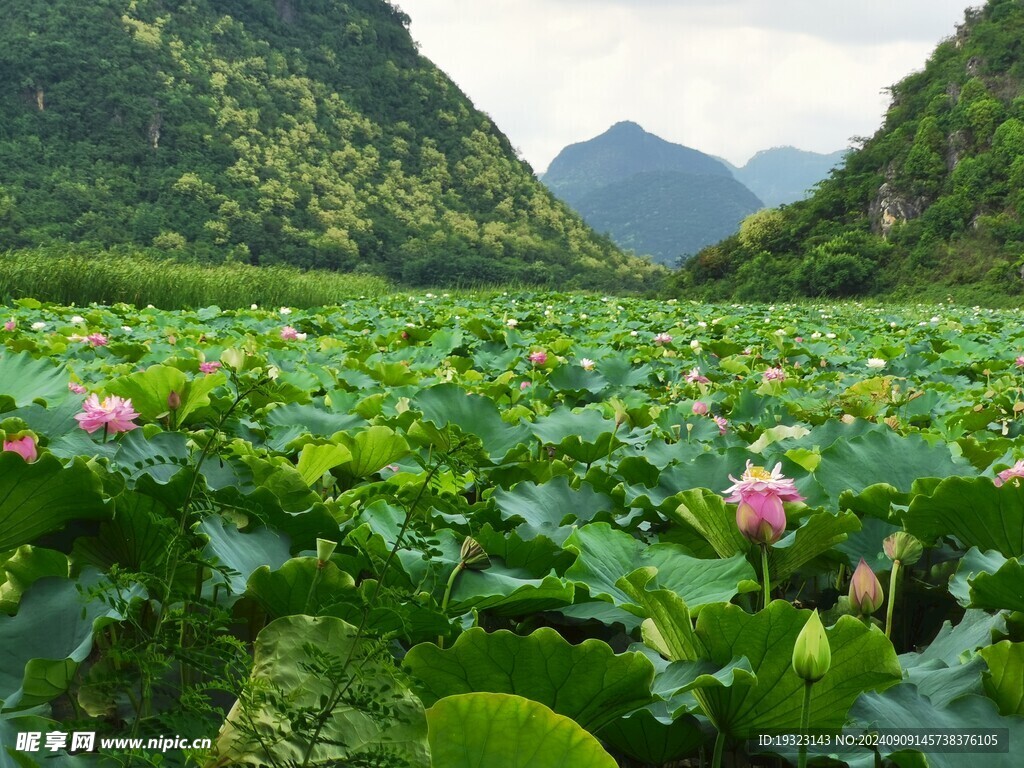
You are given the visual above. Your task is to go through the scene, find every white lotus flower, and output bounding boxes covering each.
[866,358,887,369]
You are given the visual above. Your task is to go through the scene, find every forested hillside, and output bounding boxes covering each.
[0,0,663,290]
[673,0,1024,302]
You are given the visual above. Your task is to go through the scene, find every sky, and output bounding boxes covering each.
[406,1,976,172]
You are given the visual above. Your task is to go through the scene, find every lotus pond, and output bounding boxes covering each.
[1,293,1023,767]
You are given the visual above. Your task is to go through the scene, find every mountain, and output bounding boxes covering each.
[674,0,1024,302]
[0,0,663,291]
[541,122,763,265]
[725,147,849,207]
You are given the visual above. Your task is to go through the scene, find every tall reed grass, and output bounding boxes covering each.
[0,248,391,309]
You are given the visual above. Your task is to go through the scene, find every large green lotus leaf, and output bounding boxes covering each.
[948,548,1019,608]
[666,489,748,559]
[474,524,573,577]
[209,615,428,767]
[902,657,987,708]
[337,425,408,477]
[415,383,531,460]
[849,685,1024,768]
[980,641,1024,716]
[546,365,609,394]
[494,477,614,545]
[691,601,901,737]
[597,706,705,766]
[0,571,131,710]
[199,516,293,597]
[905,609,1006,668]
[405,628,654,733]
[617,569,704,662]
[768,509,861,581]
[111,430,192,488]
[0,546,68,615]
[970,557,1024,611]
[264,402,365,451]
[4,397,86,442]
[809,430,974,508]
[426,693,618,768]
[0,350,69,409]
[71,491,179,577]
[295,442,352,486]
[245,557,355,617]
[105,364,224,422]
[0,453,109,552]
[450,563,574,617]
[563,523,756,610]
[903,477,1024,556]
[529,408,620,446]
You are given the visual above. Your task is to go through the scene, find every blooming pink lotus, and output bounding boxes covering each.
[280,326,300,340]
[3,435,37,462]
[763,367,786,382]
[528,351,548,365]
[686,367,710,384]
[68,382,87,394]
[723,462,804,545]
[520,381,531,391]
[199,361,222,374]
[579,358,596,371]
[713,415,728,435]
[75,394,141,435]
[849,558,884,615]
[1016,356,1024,368]
[995,460,1024,487]
[692,401,709,416]
[653,333,673,345]
[86,333,108,347]
[4,319,15,331]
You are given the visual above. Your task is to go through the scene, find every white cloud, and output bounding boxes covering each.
[406,0,971,170]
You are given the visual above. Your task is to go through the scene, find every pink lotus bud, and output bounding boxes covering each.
[849,558,884,615]
[4,319,15,331]
[692,401,709,416]
[520,381,531,391]
[735,491,787,545]
[167,391,182,410]
[68,382,87,394]
[3,435,38,463]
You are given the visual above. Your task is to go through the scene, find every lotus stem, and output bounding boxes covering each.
[798,680,813,768]
[438,561,465,649]
[711,729,725,768]
[885,560,901,639]
[761,544,771,608]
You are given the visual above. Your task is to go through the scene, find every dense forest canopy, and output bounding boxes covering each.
[672,0,1024,302]
[0,0,664,290]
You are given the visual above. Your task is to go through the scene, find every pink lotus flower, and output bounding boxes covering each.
[86,333,108,347]
[794,337,804,343]
[280,326,299,340]
[520,381,531,391]
[763,367,786,382]
[528,351,548,365]
[4,319,15,331]
[199,361,222,374]
[3,435,37,463]
[995,460,1024,487]
[75,394,141,435]
[686,367,710,384]
[692,401,709,416]
[1016,356,1024,368]
[713,415,728,435]
[653,333,673,345]
[723,462,804,546]
[68,382,87,394]
[849,558,884,615]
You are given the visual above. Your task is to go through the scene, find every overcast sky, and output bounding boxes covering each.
[407,1,975,172]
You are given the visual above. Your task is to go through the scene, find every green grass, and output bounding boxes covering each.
[0,247,392,309]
